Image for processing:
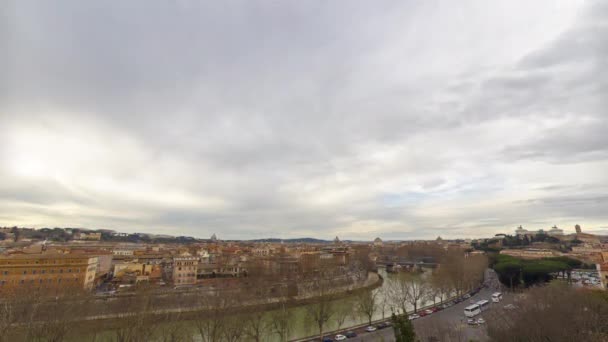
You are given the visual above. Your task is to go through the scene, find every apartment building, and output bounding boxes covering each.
[0,254,98,293]
[172,255,198,285]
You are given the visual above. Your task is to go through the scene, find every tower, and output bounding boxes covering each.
[575,224,582,234]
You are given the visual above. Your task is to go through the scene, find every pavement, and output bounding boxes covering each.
[333,269,508,342]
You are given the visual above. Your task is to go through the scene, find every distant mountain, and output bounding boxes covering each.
[248,237,330,243]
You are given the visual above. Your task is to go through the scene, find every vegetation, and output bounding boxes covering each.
[486,283,608,342]
[491,254,592,288]
[391,312,416,342]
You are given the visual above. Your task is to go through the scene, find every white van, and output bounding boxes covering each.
[464,304,481,317]
[476,299,490,311]
[492,292,502,303]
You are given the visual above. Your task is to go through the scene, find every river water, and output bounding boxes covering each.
[81,268,441,341]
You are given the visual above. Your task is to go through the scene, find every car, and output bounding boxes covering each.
[377,322,390,329]
[463,294,471,299]
[322,338,333,342]
[467,318,478,326]
[424,309,434,315]
[335,334,347,341]
[430,306,441,312]
[365,326,377,332]
[408,314,420,320]
[477,318,485,324]
[345,331,357,338]
[418,311,428,317]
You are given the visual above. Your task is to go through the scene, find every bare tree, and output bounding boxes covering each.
[156,312,192,342]
[0,291,17,342]
[113,288,157,342]
[243,310,270,342]
[270,301,293,342]
[194,290,230,342]
[486,283,608,342]
[355,290,378,325]
[304,275,338,340]
[389,273,429,314]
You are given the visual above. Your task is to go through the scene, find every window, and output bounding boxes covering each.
[23,271,27,275]
[33,270,37,274]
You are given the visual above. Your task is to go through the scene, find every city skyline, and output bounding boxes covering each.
[2,0,608,240]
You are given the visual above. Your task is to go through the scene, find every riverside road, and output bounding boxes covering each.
[345,269,507,342]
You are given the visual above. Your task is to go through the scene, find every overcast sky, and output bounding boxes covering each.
[1,0,607,240]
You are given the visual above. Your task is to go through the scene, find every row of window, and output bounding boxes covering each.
[0,278,81,285]
[176,273,196,277]
[177,267,195,271]
[0,259,89,265]
[0,269,82,276]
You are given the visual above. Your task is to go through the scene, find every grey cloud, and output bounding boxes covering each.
[2,1,608,239]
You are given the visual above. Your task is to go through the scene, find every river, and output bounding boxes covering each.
[75,268,441,341]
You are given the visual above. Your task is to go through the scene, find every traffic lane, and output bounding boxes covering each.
[412,288,515,342]
[345,288,495,342]
[343,326,394,342]
[412,288,494,341]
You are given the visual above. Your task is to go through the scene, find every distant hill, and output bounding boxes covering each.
[248,237,330,243]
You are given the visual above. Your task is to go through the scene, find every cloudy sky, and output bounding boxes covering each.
[1,0,607,240]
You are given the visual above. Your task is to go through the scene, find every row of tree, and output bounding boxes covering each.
[492,254,585,288]
[486,283,608,341]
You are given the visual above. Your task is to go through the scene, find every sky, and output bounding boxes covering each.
[1,0,607,240]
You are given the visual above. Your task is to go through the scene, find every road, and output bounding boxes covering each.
[342,269,507,342]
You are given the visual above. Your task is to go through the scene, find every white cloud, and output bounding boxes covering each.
[1,0,606,239]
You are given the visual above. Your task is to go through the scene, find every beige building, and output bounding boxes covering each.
[0,254,98,293]
[173,255,198,285]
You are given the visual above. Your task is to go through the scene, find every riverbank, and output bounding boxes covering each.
[7,272,383,341]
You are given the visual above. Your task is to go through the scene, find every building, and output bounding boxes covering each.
[73,232,102,241]
[172,255,198,285]
[515,225,563,237]
[547,226,564,236]
[112,249,135,256]
[0,254,98,293]
[373,237,383,247]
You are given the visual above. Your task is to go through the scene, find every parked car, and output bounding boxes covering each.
[463,294,471,299]
[477,318,486,324]
[408,314,420,320]
[430,306,441,312]
[467,319,478,326]
[322,338,333,342]
[503,304,517,310]
[418,311,428,317]
[365,326,377,332]
[424,309,434,315]
[377,322,390,329]
[345,331,357,338]
[335,334,347,341]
